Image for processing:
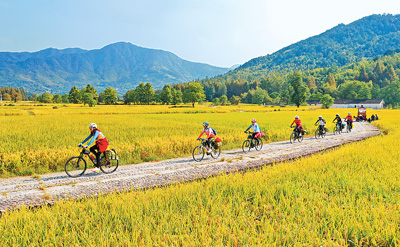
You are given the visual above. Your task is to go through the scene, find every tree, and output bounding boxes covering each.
[69,86,81,103]
[288,71,308,107]
[28,94,38,102]
[306,76,317,89]
[38,92,53,103]
[337,80,372,100]
[171,89,183,105]
[320,94,334,109]
[381,81,400,107]
[325,73,337,87]
[11,91,22,102]
[383,64,398,83]
[252,87,270,105]
[80,84,98,100]
[82,93,97,107]
[144,83,155,104]
[3,93,10,101]
[212,97,220,106]
[160,85,173,105]
[102,87,118,105]
[61,94,69,103]
[53,94,62,103]
[123,89,137,104]
[229,95,241,105]
[219,95,228,105]
[183,82,206,107]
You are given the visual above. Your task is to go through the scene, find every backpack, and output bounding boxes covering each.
[212,128,217,135]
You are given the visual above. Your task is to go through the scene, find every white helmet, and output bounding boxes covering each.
[319,115,322,118]
[202,121,209,127]
[252,118,256,123]
[89,123,97,129]
[336,114,339,116]
[295,115,299,119]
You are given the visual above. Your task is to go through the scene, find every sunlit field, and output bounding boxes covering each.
[0,102,379,177]
[0,108,397,245]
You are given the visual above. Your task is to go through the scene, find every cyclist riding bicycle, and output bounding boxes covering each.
[78,123,109,172]
[197,122,216,154]
[315,115,326,133]
[244,118,261,139]
[290,115,303,136]
[332,113,342,130]
[345,112,353,129]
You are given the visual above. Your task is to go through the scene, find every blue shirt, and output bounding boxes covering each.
[245,123,261,133]
[81,131,105,146]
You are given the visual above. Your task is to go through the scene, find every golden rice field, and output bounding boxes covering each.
[0,102,357,177]
[0,109,397,245]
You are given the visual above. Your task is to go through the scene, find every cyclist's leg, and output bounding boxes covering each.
[90,145,100,167]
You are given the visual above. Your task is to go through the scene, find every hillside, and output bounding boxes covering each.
[0,42,230,94]
[217,14,400,81]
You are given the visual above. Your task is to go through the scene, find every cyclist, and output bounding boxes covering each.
[290,115,303,136]
[197,122,216,154]
[78,123,109,172]
[332,114,343,131]
[345,112,353,130]
[314,115,326,134]
[244,118,261,139]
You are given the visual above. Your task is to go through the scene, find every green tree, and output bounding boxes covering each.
[219,95,228,105]
[61,94,69,103]
[171,89,183,105]
[80,84,98,100]
[381,81,400,107]
[38,92,53,103]
[82,93,97,107]
[69,86,81,103]
[11,91,22,102]
[183,82,206,107]
[53,94,62,103]
[123,89,137,105]
[337,80,372,100]
[288,71,308,107]
[3,93,10,101]
[144,83,155,104]
[252,87,270,105]
[325,73,337,87]
[320,94,334,109]
[160,85,173,105]
[102,87,118,105]
[212,97,220,106]
[229,95,241,105]
[135,83,146,104]
[383,64,398,83]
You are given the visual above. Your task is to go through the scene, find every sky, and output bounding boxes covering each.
[0,0,399,68]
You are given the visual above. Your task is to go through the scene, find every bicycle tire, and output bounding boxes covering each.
[210,146,221,159]
[315,129,320,139]
[242,140,251,153]
[99,156,119,174]
[255,138,263,151]
[298,134,303,143]
[193,146,205,162]
[290,132,296,144]
[65,156,87,178]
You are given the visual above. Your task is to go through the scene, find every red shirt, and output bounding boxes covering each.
[345,115,353,121]
[291,119,302,126]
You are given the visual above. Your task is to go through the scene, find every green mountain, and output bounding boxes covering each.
[218,14,400,81]
[0,42,230,94]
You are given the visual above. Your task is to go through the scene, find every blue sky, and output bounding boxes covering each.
[0,0,399,67]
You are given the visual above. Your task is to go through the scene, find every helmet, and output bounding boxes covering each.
[202,121,209,127]
[348,112,351,115]
[295,115,299,119]
[252,118,256,123]
[336,114,339,116]
[319,115,322,118]
[89,123,97,129]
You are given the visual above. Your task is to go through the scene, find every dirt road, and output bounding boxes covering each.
[0,122,380,211]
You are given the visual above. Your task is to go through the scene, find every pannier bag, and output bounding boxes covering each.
[255,132,264,138]
[105,149,119,160]
[324,127,329,132]
[215,137,222,142]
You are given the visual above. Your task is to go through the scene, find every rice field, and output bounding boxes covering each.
[0,109,397,245]
[0,102,357,177]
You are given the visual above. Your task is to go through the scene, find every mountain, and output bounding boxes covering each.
[0,42,230,94]
[216,14,400,81]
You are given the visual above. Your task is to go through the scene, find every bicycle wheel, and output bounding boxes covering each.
[315,129,320,139]
[255,138,263,151]
[298,134,303,143]
[242,140,251,153]
[290,132,296,144]
[192,146,205,162]
[65,156,87,178]
[99,156,119,174]
[210,146,221,159]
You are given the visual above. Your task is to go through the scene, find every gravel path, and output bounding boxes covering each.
[0,122,380,212]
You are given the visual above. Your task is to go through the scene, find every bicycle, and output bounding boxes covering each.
[314,124,326,139]
[346,120,353,133]
[242,131,263,153]
[192,138,221,162]
[290,126,303,144]
[65,144,119,177]
[333,121,342,135]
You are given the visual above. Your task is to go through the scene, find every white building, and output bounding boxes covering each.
[330,99,385,109]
